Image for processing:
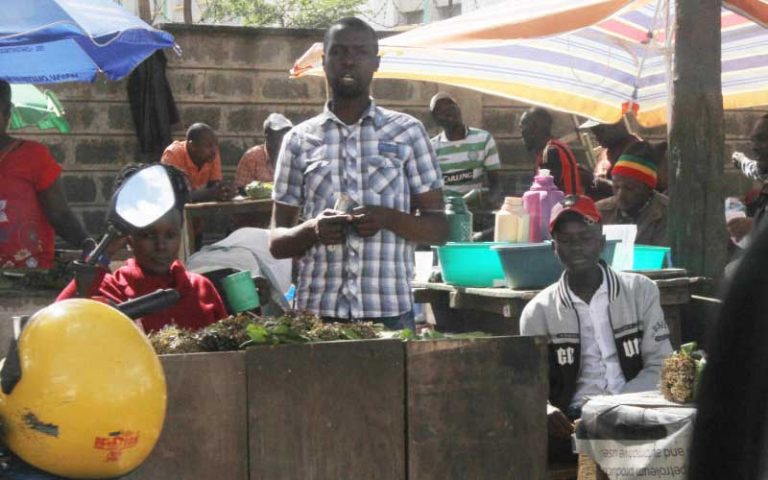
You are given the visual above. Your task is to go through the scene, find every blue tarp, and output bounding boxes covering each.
[0,0,176,84]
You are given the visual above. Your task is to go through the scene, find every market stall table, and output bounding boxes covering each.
[574,391,696,480]
[413,269,699,348]
[181,198,272,260]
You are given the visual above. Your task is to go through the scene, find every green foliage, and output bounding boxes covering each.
[244,181,273,199]
[397,328,490,342]
[203,0,368,28]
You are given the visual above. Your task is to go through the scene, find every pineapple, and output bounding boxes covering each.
[660,342,705,403]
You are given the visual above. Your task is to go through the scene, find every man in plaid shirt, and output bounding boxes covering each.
[234,113,293,190]
[269,17,448,329]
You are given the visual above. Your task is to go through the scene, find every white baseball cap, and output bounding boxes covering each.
[263,113,293,131]
[578,118,602,129]
[429,92,457,112]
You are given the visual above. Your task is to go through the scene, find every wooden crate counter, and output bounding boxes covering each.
[125,351,249,480]
[125,336,547,480]
[414,269,700,349]
[407,336,548,480]
[181,198,273,260]
[247,339,406,480]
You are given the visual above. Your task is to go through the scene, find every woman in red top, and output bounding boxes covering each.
[57,164,227,333]
[0,80,92,268]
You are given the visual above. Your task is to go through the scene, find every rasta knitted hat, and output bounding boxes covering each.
[612,153,657,189]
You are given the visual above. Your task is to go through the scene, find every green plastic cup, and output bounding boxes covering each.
[221,271,260,313]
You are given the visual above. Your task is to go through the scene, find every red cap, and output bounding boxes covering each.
[548,195,602,233]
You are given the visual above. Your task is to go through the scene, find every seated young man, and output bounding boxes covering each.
[519,195,672,461]
[57,164,227,333]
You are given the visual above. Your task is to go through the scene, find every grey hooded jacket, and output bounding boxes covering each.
[520,263,673,412]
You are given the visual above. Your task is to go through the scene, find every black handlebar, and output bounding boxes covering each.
[116,289,180,320]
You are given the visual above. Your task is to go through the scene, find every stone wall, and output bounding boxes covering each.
[13,24,765,238]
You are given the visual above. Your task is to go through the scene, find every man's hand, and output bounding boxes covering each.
[350,205,392,237]
[547,404,575,440]
[81,237,98,260]
[215,182,236,201]
[105,235,129,258]
[314,210,352,245]
[727,216,753,243]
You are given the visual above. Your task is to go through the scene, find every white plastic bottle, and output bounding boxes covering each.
[494,197,530,242]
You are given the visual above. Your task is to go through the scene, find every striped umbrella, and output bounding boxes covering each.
[291,0,768,127]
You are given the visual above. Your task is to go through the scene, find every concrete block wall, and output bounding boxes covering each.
[11,23,766,239]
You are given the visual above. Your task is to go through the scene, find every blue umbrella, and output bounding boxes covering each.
[0,0,176,84]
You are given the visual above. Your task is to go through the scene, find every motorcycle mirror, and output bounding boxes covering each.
[111,163,177,231]
[84,164,176,267]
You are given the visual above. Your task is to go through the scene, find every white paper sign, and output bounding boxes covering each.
[575,421,693,479]
[574,392,696,480]
[603,224,637,271]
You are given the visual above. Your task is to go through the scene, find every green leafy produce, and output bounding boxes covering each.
[149,309,493,355]
[397,328,490,341]
[244,181,273,199]
[241,311,320,346]
[149,325,203,355]
[195,313,258,351]
[308,321,382,341]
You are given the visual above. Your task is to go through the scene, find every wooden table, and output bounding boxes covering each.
[413,269,699,348]
[181,198,272,260]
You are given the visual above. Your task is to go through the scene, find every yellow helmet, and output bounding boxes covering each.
[0,299,167,479]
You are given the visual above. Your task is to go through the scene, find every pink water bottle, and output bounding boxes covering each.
[522,169,564,242]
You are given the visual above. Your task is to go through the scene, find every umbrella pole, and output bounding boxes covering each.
[667,0,726,279]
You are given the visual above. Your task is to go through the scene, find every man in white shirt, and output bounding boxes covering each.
[519,194,672,461]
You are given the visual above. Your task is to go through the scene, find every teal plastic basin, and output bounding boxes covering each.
[633,245,671,270]
[433,242,509,287]
[492,240,619,289]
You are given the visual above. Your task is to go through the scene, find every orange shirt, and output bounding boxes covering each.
[161,140,222,190]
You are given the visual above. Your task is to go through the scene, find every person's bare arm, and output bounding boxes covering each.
[269,202,351,259]
[188,181,235,203]
[351,189,449,245]
[547,403,575,439]
[37,177,90,249]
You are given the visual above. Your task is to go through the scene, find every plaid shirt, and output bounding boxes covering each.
[273,100,443,319]
[234,144,275,188]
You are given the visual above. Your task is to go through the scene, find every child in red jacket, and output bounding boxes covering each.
[57,164,226,333]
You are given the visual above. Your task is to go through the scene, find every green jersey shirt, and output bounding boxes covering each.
[430,127,500,196]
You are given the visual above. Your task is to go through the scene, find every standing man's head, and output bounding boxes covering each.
[322,17,380,100]
[263,113,293,163]
[610,141,657,214]
[580,118,630,149]
[520,107,553,153]
[549,195,605,274]
[0,79,11,134]
[750,113,768,171]
[185,123,218,168]
[430,92,464,132]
